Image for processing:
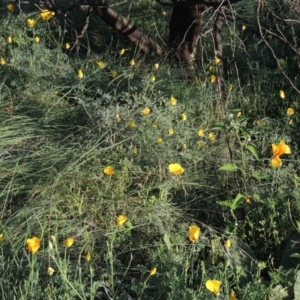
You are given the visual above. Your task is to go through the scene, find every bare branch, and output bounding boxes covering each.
[77,6,93,38]
[256,0,300,94]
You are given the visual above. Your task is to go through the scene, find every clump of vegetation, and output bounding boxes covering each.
[1,0,300,299]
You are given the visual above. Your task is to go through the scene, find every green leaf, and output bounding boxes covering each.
[163,233,172,251]
[280,232,300,269]
[214,121,225,129]
[217,193,244,210]
[233,193,244,208]
[217,200,236,208]
[269,284,290,300]
[294,270,300,299]
[240,126,252,137]
[252,171,269,180]
[296,221,300,232]
[246,143,259,160]
[290,253,300,258]
[219,163,238,172]
[227,237,257,286]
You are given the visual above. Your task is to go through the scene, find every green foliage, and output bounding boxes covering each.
[0,0,300,299]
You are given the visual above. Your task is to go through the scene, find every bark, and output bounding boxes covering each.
[169,3,205,66]
[86,0,164,56]
[213,9,225,60]
[213,9,225,114]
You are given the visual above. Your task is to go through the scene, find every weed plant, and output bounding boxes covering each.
[0,1,300,299]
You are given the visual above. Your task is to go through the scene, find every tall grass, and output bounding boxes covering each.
[0,1,300,299]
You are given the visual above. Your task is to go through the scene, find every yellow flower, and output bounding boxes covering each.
[162,10,167,16]
[246,195,251,203]
[242,25,247,31]
[129,59,135,66]
[170,96,177,105]
[287,108,294,116]
[149,267,157,276]
[198,128,205,137]
[279,90,285,99]
[119,48,126,55]
[116,114,121,122]
[97,61,106,68]
[157,138,163,144]
[85,252,91,262]
[129,121,136,128]
[225,239,231,249]
[183,143,187,149]
[104,166,115,176]
[0,234,3,241]
[168,163,184,175]
[229,290,237,300]
[270,155,282,168]
[78,69,84,78]
[0,57,6,65]
[34,36,40,43]
[111,71,118,78]
[116,215,128,226]
[51,235,56,242]
[168,128,174,135]
[27,19,36,28]
[215,57,221,64]
[26,237,41,254]
[208,132,216,141]
[228,84,233,91]
[7,36,12,43]
[65,43,71,49]
[64,237,74,248]
[210,75,217,83]
[205,279,221,295]
[7,4,14,13]
[48,267,55,276]
[237,111,242,117]
[40,9,55,21]
[142,107,151,115]
[154,63,159,70]
[189,225,200,242]
[48,241,53,250]
[150,74,156,82]
[209,65,213,71]
[181,113,187,121]
[272,140,291,157]
[152,123,158,128]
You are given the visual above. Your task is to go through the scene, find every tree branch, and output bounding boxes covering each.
[87,0,164,56]
[213,8,225,112]
[156,0,243,8]
[256,0,300,94]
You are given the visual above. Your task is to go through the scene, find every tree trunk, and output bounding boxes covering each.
[169,3,205,66]
[87,0,164,56]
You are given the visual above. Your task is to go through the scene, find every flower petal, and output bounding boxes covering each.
[149,267,157,275]
[168,163,184,175]
[189,225,200,242]
[270,155,282,168]
[205,279,221,295]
